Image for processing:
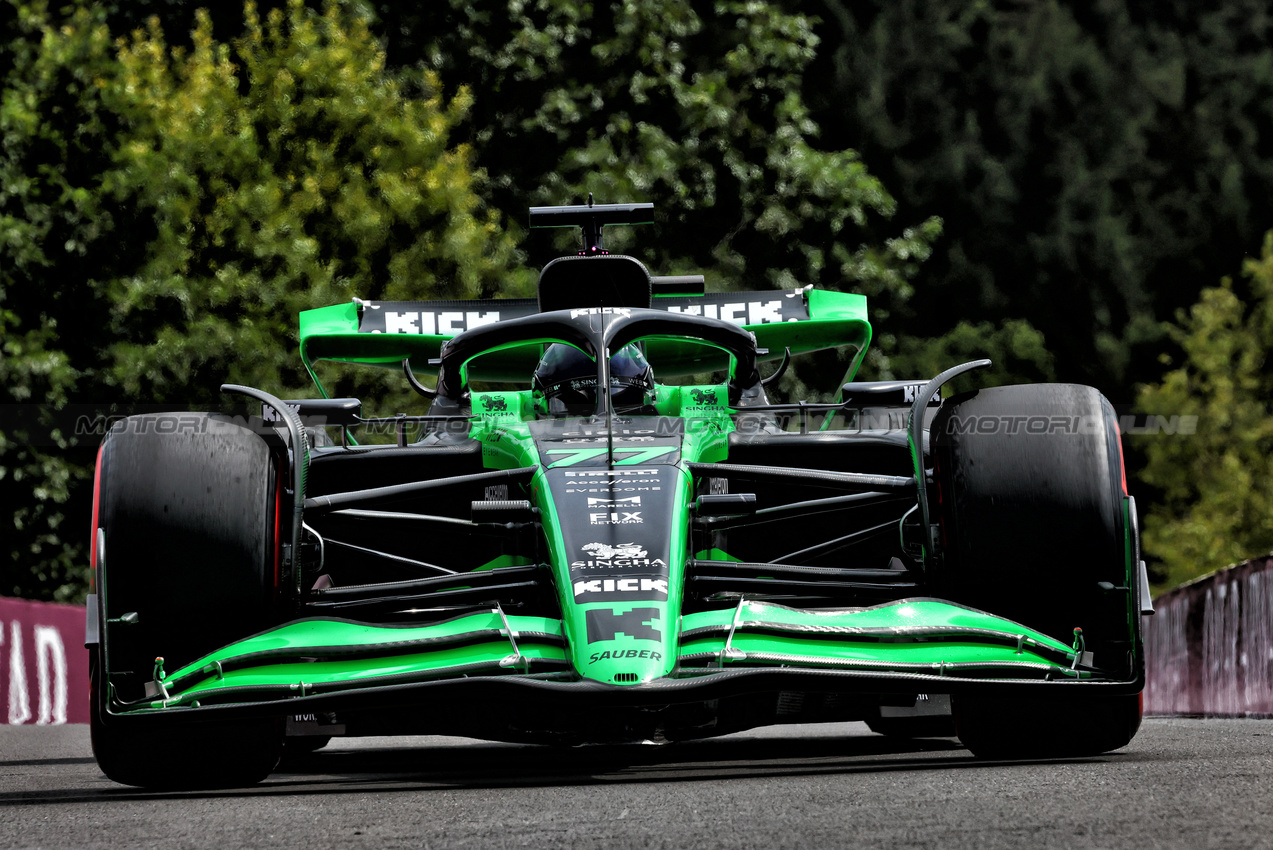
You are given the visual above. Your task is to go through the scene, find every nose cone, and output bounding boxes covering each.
[531,458,688,686]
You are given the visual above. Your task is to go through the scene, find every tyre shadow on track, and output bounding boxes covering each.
[262,730,1136,792]
[282,730,967,784]
[0,730,1146,804]
[0,757,97,768]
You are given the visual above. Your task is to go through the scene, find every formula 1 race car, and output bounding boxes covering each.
[87,202,1152,788]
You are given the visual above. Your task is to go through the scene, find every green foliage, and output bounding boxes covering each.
[0,0,526,600]
[375,0,939,315]
[875,320,1057,396]
[1,1,120,601]
[1135,232,1273,588]
[805,0,1273,394]
[107,1,531,403]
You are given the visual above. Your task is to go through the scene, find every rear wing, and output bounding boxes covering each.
[299,288,871,389]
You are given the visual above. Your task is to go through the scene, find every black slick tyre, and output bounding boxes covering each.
[930,384,1142,758]
[952,693,1142,760]
[90,413,284,788]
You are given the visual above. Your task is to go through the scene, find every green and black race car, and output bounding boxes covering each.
[87,202,1151,788]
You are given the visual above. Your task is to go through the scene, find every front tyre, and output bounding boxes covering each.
[931,384,1143,758]
[953,693,1142,760]
[90,655,283,789]
[90,414,284,788]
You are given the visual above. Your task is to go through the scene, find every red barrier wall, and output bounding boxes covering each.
[1144,554,1273,716]
[0,597,90,724]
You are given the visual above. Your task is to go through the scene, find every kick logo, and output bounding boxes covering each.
[573,577,669,597]
[570,306,631,319]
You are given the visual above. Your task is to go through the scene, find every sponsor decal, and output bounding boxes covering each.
[689,389,719,406]
[354,293,810,335]
[260,402,301,422]
[561,436,655,443]
[562,429,657,437]
[664,299,793,325]
[589,511,642,525]
[570,306,632,319]
[483,484,508,500]
[586,496,641,507]
[564,469,659,477]
[580,542,647,560]
[901,384,941,404]
[483,397,509,413]
[571,558,668,570]
[588,649,663,664]
[374,310,502,335]
[570,539,667,569]
[564,473,661,493]
[585,607,662,643]
[573,577,669,597]
[545,446,678,467]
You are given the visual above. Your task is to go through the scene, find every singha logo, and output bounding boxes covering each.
[484,396,509,412]
[580,542,648,560]
[690,389,718,406]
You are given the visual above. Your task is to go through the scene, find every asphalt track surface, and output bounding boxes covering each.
[1,718,1270,849]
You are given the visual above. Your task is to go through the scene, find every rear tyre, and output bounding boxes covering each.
[91,414,284,788]
[931,384,1142,758]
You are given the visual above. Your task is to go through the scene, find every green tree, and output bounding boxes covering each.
[1135,232,1273,589]
[0,0,527,600]
[878,320,1056,394]
[107,1,530,403]
[1,1,125,601]
[804,0,1273,396]
[373,0,939,318]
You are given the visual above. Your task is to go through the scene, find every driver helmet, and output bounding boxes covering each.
[532,343,655,416]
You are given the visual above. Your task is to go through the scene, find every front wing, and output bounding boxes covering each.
[106,598,1140,729]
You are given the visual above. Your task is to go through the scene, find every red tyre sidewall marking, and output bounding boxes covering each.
[1113,418,1129,496]
[89,444,104,593]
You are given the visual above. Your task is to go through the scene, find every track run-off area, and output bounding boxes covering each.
[1,718,1270,849]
